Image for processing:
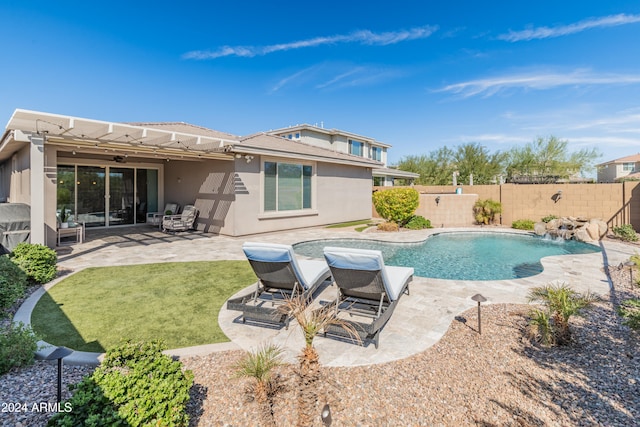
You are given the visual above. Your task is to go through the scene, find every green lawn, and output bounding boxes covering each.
[325,219,375,229]
[31,261,256,352]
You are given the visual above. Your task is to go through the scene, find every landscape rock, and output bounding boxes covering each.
[535,217,607,242]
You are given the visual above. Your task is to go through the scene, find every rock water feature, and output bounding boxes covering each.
[533,217,608,242]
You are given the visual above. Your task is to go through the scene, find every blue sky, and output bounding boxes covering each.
[2,1,639,168]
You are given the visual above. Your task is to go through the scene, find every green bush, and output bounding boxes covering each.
[473,199,502,225]
[541,214,558,223]
[612,224,638,242]
[49,340,194,427]
[0,322,39,375]
[618,299,640,330]
[512,219,535,230]
[0,255,29,316]
[372,188,419,226]
[404,215,432,230]
[10,243,58,284]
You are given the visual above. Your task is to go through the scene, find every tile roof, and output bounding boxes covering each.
[234,133,383,167]
[597,153,640,166]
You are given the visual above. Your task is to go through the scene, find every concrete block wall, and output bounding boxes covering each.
[373,182,640,231]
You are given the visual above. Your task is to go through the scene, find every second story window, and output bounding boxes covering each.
[623,162,635,172]
[349,139,363,157]
[370,146,382,161]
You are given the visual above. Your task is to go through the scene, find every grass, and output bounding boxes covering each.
[31,261,256,352]
[325,219,375,229]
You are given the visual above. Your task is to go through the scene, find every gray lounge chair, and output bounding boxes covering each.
[161,205,198,233]
[227,242,331,328]
[322,246,413,348]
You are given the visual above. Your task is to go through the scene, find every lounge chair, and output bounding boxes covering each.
[161,204,198,233]
[147,203,180,227]
[227,242,331,328]
[322,246,413,348]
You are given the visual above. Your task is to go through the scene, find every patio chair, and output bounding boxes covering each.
[147,203,180,227]
[227,242,331,328]
[161,204,198,233]
[322,246,413,349]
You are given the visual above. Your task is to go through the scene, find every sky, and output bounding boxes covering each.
[1,1,639,170]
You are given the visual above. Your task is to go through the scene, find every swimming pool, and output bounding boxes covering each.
[293,232,602,280]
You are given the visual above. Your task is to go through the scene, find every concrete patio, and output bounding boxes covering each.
[16,224,637,367]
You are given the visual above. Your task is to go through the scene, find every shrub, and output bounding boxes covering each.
[612,224,638,242]
[372,188,419,226]
[0,322,39,375]
[10,243,58,284]
[377,221,399,232]
[527,283,599,346]
[49,340,194,427]
[618,299,640,330]
[512,219,535,230]
[541,214,558,223]
[0,256,28,316]
[404,215,432,230]
[473,199,502,225]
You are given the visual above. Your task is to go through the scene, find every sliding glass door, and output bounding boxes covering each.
[108,168,135,226]
[57,165,159,228]
[77,166,106,227]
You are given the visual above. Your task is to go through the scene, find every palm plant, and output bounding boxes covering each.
[234,343,284,427]
[281,295,360,427]
[527,282,600,345]
[473,199,502,225]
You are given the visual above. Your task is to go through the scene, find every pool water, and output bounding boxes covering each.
[293,232,602,280]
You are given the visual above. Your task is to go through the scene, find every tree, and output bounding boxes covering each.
[396,147,456,185]
[506,136,600,183]
[397,144,506,185]
[281,296,359,427]
[454,143,507,185]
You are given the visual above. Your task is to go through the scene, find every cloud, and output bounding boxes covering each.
[183,25,438,60]
[498,13,640,42]
[437,69,640,98]
[269,66,318,93]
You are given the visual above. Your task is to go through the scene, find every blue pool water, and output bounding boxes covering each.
[293,232,602,280]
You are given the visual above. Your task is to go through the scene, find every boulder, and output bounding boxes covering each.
[574,227,594,242]
[590,219,608,237]
[585,222,600,240]
[534,222,547,236]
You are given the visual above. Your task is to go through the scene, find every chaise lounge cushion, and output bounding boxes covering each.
[242,242,328,291]
[323,246,413,301]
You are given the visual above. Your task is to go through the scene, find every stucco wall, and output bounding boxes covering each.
[375,182,640,231]
[164,158,236,234]
[231,156,372,236]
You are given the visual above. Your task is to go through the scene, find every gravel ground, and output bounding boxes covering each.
[1,246,639,426]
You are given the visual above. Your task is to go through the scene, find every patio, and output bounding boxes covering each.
[23,224,636,367]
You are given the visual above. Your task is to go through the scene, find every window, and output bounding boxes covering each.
[295,132,300,139]
[623,162,635,172]
[370,146,382,161]
[373,176,384,186]
[264,161,312,212]
[349,139,363,156]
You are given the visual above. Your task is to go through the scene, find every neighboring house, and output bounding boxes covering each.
[268,124,419,186]
[597,154,640,183]
[0,109,382,247]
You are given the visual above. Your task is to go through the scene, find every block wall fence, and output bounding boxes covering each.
[373,182,640,231]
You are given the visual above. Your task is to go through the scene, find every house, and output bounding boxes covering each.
[267,124,419,186]
[0,109,383,247]
[597,154,640,183]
